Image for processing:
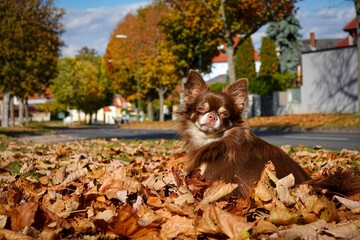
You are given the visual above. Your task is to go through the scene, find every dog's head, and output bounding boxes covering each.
[180,69,248,135]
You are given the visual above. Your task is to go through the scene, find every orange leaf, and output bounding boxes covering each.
[10,202,38,231]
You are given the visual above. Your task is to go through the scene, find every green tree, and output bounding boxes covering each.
[235,37,256,83]
[51,55,113,124]
[259,37,279,76]
[161,0,297,84]
[250,37,281,95]
[266,14,302,73]
[0,0,64,126]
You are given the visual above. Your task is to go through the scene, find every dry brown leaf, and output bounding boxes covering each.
[197,180,238,209]
[334,195,360,210]
[147,196,163,208]
[10,202,38,231]
[62,168,88,185]
[253,219,278,235]
[254,181,273,202]
[0,214,7,228]
[269,208,300,225]
[106,204,142,237]
[303,195,339,222]
[271,219,328,239]
[0,228,35,240]
[174,185,195,205]
[95,209,117,223]
[161,215,197,238]
[38,227,57,240]
[197,205,252,239]
[323,223,360,238]
[51,166,65,185]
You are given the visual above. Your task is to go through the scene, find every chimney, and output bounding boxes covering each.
[310,32,316,49]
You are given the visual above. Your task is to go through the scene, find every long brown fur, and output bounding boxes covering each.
[178,70,311,198]
[178,70,360,198]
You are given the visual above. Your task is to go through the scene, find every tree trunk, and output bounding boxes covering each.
[9,96,14,127]
[221,0,236,83]
[147,98,153,121]
[225,43,236,83]
[1,92,10,127]
[355,0,360,114]
[19,99,24,126]
[25,99,29,125]
[78,110,81,124]
[156,86,168,122]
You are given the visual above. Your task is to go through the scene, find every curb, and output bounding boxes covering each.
[251,126,360,134]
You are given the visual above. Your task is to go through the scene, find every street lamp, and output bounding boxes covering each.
[115,34,141,122]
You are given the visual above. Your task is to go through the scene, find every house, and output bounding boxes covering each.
[203,36,261,83]
[274,17,358,115]
[0,90,133,125]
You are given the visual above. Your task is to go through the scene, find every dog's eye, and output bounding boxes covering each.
[219,112,229,118]
[197,107,206,113]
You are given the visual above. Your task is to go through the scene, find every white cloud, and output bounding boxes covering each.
[296,7,355,40]
[61,3,356,57]
[60,3,148,57]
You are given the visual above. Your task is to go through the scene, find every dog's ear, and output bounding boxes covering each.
[183,69,208,103]
[223,78,248,111]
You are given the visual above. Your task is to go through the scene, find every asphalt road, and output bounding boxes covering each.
[17,125,360,151]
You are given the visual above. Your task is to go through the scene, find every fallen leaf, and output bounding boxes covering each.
[161,215,197,238]
[0,228,35,240]
[271,219,328,239]
[95,209,117,223]
[10,202,38,231]
[197,180,238,209]
[334,195,360,210]
[269,208,300,225]
[197,205,252,239]
[323,223,360,238]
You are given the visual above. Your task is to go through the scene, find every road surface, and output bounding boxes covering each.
[17,125,360,151]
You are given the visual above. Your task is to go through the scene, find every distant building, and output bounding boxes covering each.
[203,36,260,84]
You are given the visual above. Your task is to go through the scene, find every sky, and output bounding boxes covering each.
[54,0,356,57]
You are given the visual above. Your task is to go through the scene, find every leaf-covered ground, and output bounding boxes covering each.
[0,138,359,239]
[121,113,360,130]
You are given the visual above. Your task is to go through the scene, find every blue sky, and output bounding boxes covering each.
[54,0,356,57]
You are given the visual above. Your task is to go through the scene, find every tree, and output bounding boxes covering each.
[106,2,180,122]
[267,14,302,74]
[259,37,279,77]
[235,37,256,83]
[0,0,64,127]
[51,54,113,124]
[250,37,281,95]
[162,0,297,84]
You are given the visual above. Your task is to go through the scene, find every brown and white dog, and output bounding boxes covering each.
[177,70,312,198]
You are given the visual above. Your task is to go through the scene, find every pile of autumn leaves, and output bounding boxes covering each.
[0,139,359,239]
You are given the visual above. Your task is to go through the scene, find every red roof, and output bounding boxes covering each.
[212,49,260,63]
[212,35,260,63]
[343,18,356,31]
[335,37,350,48]
[212,51,227,63]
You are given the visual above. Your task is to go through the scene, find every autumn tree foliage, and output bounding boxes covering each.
[235,37,256,83]
[105,2,179,122]
[0,0,64,127]
[162,0,298,84]
[51,48,113,123]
